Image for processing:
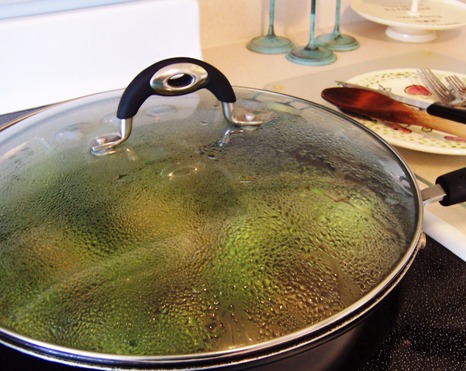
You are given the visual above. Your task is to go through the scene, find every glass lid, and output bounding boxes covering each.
[0,58,420,361]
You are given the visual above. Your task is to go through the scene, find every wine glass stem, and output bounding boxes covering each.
[267,0,277,36]
[332,0,341,37]
[305,0,318,49]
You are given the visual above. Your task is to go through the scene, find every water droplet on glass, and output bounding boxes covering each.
[160,162,205,178]
[145,105,177,117]
[101,112,118,124]
[54,122,92,141]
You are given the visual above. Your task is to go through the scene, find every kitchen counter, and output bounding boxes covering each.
[202,20,466,245]
[201,21,466,90]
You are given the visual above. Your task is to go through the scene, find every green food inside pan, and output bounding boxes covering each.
[0,99,413,356]
[0,163,407,355]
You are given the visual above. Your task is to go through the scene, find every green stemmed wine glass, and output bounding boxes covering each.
[316,0,359,51]
[287,0,336,66]
[247,0,293,54]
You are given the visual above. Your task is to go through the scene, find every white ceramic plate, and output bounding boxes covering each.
[351,0,466,42]
[347,68,466,155]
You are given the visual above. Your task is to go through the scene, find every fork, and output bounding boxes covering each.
[417,68,459,105]
[415,69,466,123]
[446,75,466,101]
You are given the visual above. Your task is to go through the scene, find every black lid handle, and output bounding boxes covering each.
[89,57,261,156]
[436,167,466,206]
[117,57,236,119]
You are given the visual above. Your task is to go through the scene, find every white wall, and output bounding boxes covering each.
[0,0,202,113]
[0,0,135,19]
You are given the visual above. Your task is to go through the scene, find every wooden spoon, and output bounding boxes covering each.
[321,87,466,138]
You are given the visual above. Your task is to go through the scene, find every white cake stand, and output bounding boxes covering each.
[351,0,466,43]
